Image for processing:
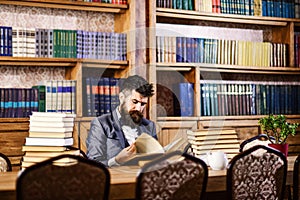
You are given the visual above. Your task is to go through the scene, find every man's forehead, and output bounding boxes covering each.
[130,90,147,101]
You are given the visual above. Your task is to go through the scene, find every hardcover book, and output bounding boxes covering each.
[123,133,188,166]
[25,137,74,146]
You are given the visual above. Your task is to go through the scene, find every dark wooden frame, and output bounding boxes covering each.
[293,154,300,200]
[16,154,110,200]
[136,150,208,200]
[227,145,288,200]
[239,134,276,152]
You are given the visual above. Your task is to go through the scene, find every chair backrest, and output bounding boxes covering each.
[239,134,275,152]
[227,145,287,200]
[293,154,300,200]
[0,152,12,172]
[16,154,110,200]
[136,150,208,200]
[187,128,240,161]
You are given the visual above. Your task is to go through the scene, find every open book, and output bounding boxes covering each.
[123,133,189,166]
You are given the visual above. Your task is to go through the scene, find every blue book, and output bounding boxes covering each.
[30,88,39,114]
[98,78,105,116]
[91,77,100,117]
[176,37,183,62]
[85,77,92,117]
[262,0,268,16]
[102,77,111,114]
[109,77,120,112]
[199,38,205,63]
[178,82,194,117]
[76,30,83,59]
[186,37,192,63]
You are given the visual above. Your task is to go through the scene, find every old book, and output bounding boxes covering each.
[31,111,76,118]
[24,149,80,157]
[21,158,77,169]
[29,115,74,122]
[123,133,188,166]
[22,145,67,152]
[29,126,74,133]
[25,137,73,146]
[22,149,80,165]
[29,121,74,128]
[28,131,73,138]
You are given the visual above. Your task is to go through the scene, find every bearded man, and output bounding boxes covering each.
[86,75,157,167]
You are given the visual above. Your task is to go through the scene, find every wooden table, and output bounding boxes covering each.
[0,156,297,200]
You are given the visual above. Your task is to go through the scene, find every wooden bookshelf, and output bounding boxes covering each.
[0,0,128,13]
[147,1,300,153]
[0,0,143,169]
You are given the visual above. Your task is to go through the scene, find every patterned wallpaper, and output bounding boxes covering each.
[0,4,114,88]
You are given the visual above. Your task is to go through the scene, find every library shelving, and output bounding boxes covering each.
[147,1,300,154]
[0,0,144,169]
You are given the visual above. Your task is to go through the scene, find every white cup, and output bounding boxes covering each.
[206,151,228,170]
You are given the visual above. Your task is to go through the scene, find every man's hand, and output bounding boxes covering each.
[115,143,137,164]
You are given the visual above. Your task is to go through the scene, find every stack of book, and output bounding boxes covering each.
[21,112,79,169]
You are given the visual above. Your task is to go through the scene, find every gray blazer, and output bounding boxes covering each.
[86,109,157,166]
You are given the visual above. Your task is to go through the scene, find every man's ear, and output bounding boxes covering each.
[119,92,125,104]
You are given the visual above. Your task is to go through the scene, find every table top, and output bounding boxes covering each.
[0,156,297,200]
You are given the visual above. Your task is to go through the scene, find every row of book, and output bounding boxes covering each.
[0,26,127,61]
[157,0,296,18]
[33,80,77,114]
[157,0,194,10]
[0,88,39,118]
[200,80,300,116]
[21,112,78,169]
[84,77,121,117]
[81,0,127,3]
[156,36,287,67]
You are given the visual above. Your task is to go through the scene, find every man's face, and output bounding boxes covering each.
[119,90,148,126]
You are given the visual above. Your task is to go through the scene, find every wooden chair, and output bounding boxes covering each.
[227,145,287,200]
[0,152,12,172]
[186,128,240,161]
[16,154,110,200]
[293,154,300,200]
[136,150,208,200]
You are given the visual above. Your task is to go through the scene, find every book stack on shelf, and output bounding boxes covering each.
[21,112,78,169]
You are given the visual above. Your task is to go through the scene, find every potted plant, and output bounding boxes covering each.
[258,114,299,156]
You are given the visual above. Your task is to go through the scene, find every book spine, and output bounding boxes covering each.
[31,87,39,113]
[110,77,120,112]
[32,85,46,112]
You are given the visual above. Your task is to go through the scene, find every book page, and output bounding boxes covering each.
[135,133,165,154]
[164,137,189,153]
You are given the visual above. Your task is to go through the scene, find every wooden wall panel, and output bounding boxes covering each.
[156,121,197,146]
[0,119,29,170]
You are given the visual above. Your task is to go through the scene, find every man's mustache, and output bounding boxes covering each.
[129,110,143,124]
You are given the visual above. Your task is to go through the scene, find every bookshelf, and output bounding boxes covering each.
[147,1,300,154]
[0,0,144,169]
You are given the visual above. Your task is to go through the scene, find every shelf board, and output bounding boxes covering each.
[80,59,128,69]
[158,115,300,121]
[0,0,128,13]
[0,118,29,123]
[156,62,300,74]
[156,8,300,26]
[0,57,129,68]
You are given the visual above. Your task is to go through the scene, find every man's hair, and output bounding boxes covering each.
[120,75,154,97]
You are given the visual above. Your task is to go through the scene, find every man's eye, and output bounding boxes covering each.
[132,100,138,104]
[141,102,147,106]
